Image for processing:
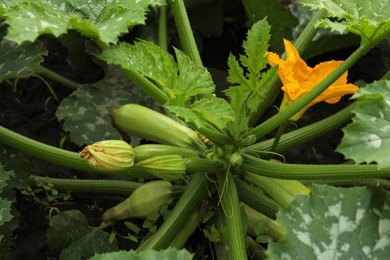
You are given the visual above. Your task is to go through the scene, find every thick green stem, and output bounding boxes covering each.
[137,173,209,251]
[270,121,289,153]
[248,44,371,139]
[122,69,168,105]
[250,10,326,123]
[244,102,356,154]
[217,171,247,260]
[170,0,202,66]
[29,175,186,195]
[38,66,84,90]
[243,154,390,180]
[0,125,152,178]
[158,5,168,52]
[235,178,279,219]
[301,178,390,189]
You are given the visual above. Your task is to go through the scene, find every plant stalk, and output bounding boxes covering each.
[247,43,371,139]
[244,102,356,154]
[170,0,202,66]
[158,5,168,52]
[137,173,209,251]
[38,66,84,90]
[217,171,247,260]
[242,154,390,180]
[29,175,186,195]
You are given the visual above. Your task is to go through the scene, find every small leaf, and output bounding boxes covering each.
[300,0,390,45]
[90,248,194,260]
[337,80,390,168]
[267,184,390,259]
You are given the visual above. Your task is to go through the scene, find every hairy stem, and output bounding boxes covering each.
[217,171,247,260]
[29,175,186,195]
[244,102,356,154]
[170,0,202,66]
[243,154,390,180]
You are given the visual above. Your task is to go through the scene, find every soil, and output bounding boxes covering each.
[1,27,389,260]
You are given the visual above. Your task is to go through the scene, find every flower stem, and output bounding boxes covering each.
[170,0,202,66]
[242,154,390,180]
[270,121,289,154]
[247,43,371,140]
[37,66,84,90]
[137,173,209,251]
[0,125,153,178]
[244,102,356,154]
[217,171,247,260]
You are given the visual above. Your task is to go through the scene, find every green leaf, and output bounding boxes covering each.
[165,98,234,130]
[56,67,159,146]
[267,185,390,259]
[89,248,194,260]
[300,0,390,45]
[337,80,390,169]
[0,165,23,259]
[97,41,234,131]
[0,26,47,81]
[241,0,298,53]
[4,0,166,45]
[224,19,275,136]
[48,210,118,259]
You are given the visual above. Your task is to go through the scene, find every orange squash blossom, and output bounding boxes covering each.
[266,39,359,121]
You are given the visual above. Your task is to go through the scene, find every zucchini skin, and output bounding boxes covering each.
[113,104,204,149]
[133,144,199,162]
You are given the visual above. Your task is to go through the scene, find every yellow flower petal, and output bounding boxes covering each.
[266,39,359,121]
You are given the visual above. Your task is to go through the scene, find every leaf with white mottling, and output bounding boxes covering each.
[337,80,390,169]
[300,0,390,45]
[90,248,194,260]
[56,67,159,146]
[267,185,390,260]
[3,0,166,45]
[0,31,47,81]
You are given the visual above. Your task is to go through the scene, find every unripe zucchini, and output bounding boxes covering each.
[112,104,205,150]
[102,180,173,221]
[136,155,186,180]
[133,144,199,162]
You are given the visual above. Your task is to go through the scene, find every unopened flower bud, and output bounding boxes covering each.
[80,140,134,171]
[136,155,186,180]
[102,180,173,221]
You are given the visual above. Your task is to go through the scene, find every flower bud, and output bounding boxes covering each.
[136,155,186,180]
[80,140,134,171]
[102,180,173,221]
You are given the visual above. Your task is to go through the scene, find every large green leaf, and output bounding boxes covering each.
[97,41,234,131]
[47,210,118,259]
[300,0,390,45]
[89,248,194,260]
[267,185,390,259]
[56,67,159,146]
[0,26,47,81]
[337,80,390,169]
[3,0,166,45]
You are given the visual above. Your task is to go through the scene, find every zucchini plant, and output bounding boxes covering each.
[1,0,390,259]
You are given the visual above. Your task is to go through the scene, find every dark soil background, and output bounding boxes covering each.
[1,7,389,259]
